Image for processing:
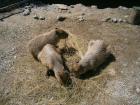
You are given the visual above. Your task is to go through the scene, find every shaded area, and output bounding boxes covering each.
[0,0,21,7]
[40,0,140,8]
[0,0,30,10]
[79,54,116,79]
[1,0,140,9]
[133,9,140,25]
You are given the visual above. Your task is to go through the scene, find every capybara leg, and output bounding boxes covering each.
[46,69,55,78]
[55,73,63,85]
[45,67,50,79]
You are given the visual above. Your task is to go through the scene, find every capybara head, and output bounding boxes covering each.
[55,28,69,39]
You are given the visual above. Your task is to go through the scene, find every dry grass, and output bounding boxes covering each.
[0,5,140,105]
[0,32,114,105]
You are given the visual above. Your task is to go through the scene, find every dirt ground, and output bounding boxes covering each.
[0,3,140,105]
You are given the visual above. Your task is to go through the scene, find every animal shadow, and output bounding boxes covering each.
[79,53,116,80]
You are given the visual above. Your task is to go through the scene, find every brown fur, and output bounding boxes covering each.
[28,28,69,61]
[38,44,71,85]
[72,40,110,77]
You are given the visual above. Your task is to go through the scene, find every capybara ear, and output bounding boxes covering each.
[88,40,95,47]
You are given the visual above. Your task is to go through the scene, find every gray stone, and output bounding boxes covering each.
[57,4,68,10]
[70,5,74,8]
[123,63,128,67]
[102,17,111,22]
[68,11,71,13]
[136,87,140,93]
[112,18,118,23]
[14,55,17,59]
[39,16,45,20]
[57,16,66,21]
[124,15,129,18]
[81,13,86,16]
[33,15,39,20]
[118,18,123,23]
[119,6,128,10]
[91,5,97,9]
[137,57,140,62]
[23,9,30,16]
[122,19,127,23]
[25,5,33,9]
[135,61,139,65]
[78,16,85,21]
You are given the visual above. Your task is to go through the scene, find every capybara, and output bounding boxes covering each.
[38,44,71,85]
[28,28,69,61]
[72,40,110,77]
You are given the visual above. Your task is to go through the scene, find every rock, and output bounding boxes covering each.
[57,4,68,10]
[78,16,85,21]
[102,17,111,22]
[14,56,17,59]
[39,16,45,20]
[120,70,124,74]
[123,63,128,67]
[12,47,15,51]
[112,18,118,23]
[25,5,33,9]
[23,9,31,16]
[68,11,71,13]
[81,13,86,16]
[57,16,66,21]
[102,17,127,23]
[136,87,140,93]
[124,15,129,18]
[33,15,39,20]
[122,19,127,23]
[70,5,74,8]
[118,6,128,10]
[118,18,123,23]
[91,5,97,9]
[124,38,128,41]
[33,15,45,20]
[135,61,139,65]
[137,57,140,62]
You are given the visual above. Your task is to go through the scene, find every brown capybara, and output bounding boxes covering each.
[71,40,110,77]
[38,44,71,86]
[28,28,69,61]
